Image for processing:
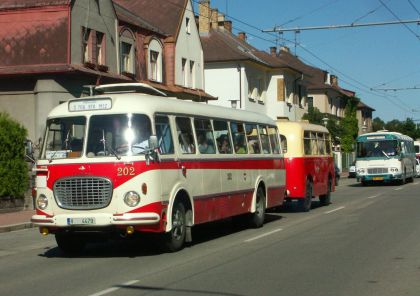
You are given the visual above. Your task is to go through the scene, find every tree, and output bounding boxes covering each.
[372,117,385,131]
[0,112,28,198]
[340,96,360,152]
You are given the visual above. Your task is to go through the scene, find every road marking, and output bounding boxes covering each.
[244,228,283,243]
[89,280,139,296]
[367,194,380,199]
[324,206,345,214]
[394,187,404,191]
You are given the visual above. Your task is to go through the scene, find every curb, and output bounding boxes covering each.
[0,222,34,233]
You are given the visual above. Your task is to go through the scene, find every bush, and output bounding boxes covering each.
[0,112,28,199]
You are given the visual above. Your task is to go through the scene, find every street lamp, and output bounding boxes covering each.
[322,117,329,127]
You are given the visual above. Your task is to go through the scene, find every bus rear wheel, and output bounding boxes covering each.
[319,177,332,206]
[248,187,265,228]
[163,202,186,252]
[298,180,312,212]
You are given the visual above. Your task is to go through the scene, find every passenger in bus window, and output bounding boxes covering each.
[234,135,247,154]
[217,134,232,154]
[179,133,195,154]
[198,134,215,154]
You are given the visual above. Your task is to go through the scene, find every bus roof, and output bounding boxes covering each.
[276,120,329,135]
[48,92,276,125]
[357,131,413,142]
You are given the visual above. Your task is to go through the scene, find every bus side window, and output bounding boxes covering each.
[155,115,174,154]
[245,123,261,154]
[175,117,195,154]
[214,120,232,154]
[194,118,216,154]
[231,122,247,154]
[259,125,271,154]
[304,131,311,155]
[310,132,318,155]
[279,134,287,154]
[326,135,331,154]
[269,126,281,154]
[317,133,325,155]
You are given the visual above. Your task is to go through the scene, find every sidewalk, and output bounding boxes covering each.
[0,210,35,233]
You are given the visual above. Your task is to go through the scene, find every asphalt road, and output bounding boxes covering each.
[1,177,420,296]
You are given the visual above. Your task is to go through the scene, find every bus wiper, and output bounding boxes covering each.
[100,130,121,160]
[381,150,390,159]
[48,150,58,163]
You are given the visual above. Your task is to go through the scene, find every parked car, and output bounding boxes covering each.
[416,159,420,177]
[348,161,356,178]
[334,164,340,186]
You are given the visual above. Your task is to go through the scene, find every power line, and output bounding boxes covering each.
[263,19,420,33]
[371,86,420,91]
[378,0,420,40]
[407,0,420,17]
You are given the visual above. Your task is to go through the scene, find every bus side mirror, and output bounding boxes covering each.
[148,135,158,150]
[145,135,159,165]
[24,139,35,163]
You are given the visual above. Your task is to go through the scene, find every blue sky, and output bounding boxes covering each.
[194,0,420,122]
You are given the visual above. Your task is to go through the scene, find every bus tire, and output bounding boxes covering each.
[298,180,312,212]
[249,187,265,228]
[55,233,86,256]
[163,201,186,252]
[319,177,332,206]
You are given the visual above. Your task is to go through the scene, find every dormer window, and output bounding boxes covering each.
[120,29,135,75]
[82,27,92,63]
[147,38,163,82]
[96,31,105,65]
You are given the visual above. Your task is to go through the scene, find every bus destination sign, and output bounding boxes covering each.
[69,98,112,112]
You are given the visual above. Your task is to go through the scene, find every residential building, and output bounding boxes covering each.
[0,0,213,143]
[198,0,308,121]
[357,101,375,134]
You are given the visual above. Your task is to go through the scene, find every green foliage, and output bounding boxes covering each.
[379,117,420,140]
[372,117,385,131]
[0,112,28,198]
[302,107,324,125]
[340,96,360,153]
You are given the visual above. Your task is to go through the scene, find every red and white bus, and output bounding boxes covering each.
[30,83,286,253]
[277,120,335,212]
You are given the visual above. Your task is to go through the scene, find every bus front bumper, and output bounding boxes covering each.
[31,212,161,228]
[357,173,402,182]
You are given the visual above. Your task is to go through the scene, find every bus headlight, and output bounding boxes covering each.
[357,168,365,174]
[36,194,48,210]
[124,191,140,207]
[390,167,399,172]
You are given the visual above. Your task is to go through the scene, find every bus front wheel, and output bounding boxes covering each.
[163,202,186,252]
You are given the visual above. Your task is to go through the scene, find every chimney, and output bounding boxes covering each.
[270,46,277,57]
[211,8,218,29]
[224,20,232,32]
[280,46,290,53]
[330,75,338,86]
[198,0,211,34]
[238,32,247,41]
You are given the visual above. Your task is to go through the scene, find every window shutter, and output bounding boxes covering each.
[277,78,285,101]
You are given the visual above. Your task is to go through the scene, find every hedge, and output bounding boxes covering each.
[0,112,28,199]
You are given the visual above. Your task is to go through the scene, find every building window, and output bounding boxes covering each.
[150,50,159,81]
[307,96,313,109]
[82,27,92,63]
[96,31,105,65]
[182,58,187,87]
[121,42,134,74]
[186,17,191,34]
[189,60,195,88]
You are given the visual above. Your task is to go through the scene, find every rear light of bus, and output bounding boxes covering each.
[36,194,48,210]
[124,191,141,207]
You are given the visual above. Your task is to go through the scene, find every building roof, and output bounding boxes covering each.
[0,0,69,10]
[113,2,165,35]
[357,101,375,111]
[113,0,187,37]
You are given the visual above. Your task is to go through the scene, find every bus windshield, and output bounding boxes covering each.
[43,114,152,160]
[357,140,399,158]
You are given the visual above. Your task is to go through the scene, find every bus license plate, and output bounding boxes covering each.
[67,217,96,225]
[373,177,384,181]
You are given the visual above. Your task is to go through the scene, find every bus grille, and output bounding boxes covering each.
[367,168,388,174]
[53,177,113,210]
